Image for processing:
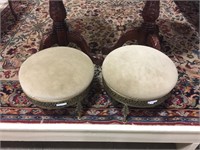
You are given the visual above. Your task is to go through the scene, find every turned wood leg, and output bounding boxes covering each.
[146,34,161,50]
[67,30,103,65]
[42,0,67,48]
[8,0,17,20]
[102,0,161,55]
[103,28,140,55]
[42,0,103,64]
[141,0,161,50]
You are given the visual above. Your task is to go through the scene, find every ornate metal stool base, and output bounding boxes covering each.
[103,79,170,121]
[102,45,178,122]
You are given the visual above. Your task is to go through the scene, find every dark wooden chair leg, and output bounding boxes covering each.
[103,28,140,55]
[42,32,57,49]
[140,0,160,50]
[42,0,68,48]
[8,0,17,21]
[146,34,161,50]
[102,0,161,54]
[42,0,103,64]
[67,31,103,65]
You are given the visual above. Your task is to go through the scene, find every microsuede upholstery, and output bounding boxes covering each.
[19,47,94,102]
[102,45,178,100]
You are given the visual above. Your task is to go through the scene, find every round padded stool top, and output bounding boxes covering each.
[19,47,94,103]
[102,45,178,101]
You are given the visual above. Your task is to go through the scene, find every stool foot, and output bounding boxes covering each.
[76,101,83,120]
[122,104,130,122]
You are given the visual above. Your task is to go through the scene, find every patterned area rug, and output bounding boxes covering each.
[0,0,199,125]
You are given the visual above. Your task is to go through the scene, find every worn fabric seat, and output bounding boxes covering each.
[19,47,94,114]
[102,45,178,120]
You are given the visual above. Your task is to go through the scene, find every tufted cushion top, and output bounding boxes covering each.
[102,45,178,100]
[19,47,94,103]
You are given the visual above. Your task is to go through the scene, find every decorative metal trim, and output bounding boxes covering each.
[25,85,91,109]
[103,78,171,108]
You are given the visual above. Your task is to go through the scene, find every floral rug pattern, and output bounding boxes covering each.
[0,0,199,125]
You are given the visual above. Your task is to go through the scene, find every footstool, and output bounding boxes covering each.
[19,47,94,118]
[102,45,178,121]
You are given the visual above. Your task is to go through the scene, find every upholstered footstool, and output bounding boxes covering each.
[102,45,178,121]
[19,47,94,118]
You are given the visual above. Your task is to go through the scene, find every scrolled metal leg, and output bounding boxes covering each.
[76,101,83,120]
[122,104,130,122]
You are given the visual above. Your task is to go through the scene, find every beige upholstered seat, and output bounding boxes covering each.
[19,47,94,112]
[102,45,178,119]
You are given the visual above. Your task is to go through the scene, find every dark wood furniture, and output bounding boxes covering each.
[42,0,161,63]
[42,0,101,64]
[103,1,161,54]
[8,0,17,20]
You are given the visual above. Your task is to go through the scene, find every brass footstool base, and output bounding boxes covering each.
[102,45,178,122]
[103,79,171,121]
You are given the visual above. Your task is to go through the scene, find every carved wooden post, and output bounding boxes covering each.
[49,0,68,46]
[42,0,102,65]
[140,0,161,50]
[102,0,161,54]
[8,0,17,20]
[142,1,160,33]
[42,0,68,48]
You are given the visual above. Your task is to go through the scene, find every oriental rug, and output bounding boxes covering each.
[0,0,199,125]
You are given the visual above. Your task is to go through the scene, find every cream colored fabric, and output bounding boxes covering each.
[102,45,178,100]
[19,47,94,102]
